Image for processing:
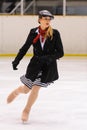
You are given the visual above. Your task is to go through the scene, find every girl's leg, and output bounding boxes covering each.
[7,85,30,103]
[21,85,41,122]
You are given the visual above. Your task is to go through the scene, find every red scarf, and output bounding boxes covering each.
[33,26,47,44]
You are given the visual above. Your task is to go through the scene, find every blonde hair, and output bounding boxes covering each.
[45,26,53,40]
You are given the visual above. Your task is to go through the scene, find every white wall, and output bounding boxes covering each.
[0,15,87,55]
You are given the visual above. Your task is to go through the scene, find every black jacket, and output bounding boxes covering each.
[13,27,64,83]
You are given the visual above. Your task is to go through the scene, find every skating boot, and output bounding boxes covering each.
[21,108,31,122]
[7,87,22,103]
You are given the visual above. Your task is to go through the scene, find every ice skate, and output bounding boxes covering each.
[7,89,20,103]
[7,87,22,103]
[7,86,30,103]
[21,109,30,122]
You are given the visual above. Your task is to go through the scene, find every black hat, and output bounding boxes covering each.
[39,10,54,19]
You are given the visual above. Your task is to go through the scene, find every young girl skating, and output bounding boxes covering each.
[7,10,64,122]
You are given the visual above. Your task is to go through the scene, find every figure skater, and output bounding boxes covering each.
[7,10,64,122]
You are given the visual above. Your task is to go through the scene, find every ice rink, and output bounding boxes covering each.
[0,56,87,130]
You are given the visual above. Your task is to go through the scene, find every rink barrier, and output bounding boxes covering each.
[0,54,87,57]
[0,16,87,55]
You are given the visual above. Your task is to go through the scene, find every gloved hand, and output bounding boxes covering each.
[12,61,19,70]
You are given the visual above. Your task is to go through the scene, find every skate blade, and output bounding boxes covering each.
[22,120,28,124]
[21,118,28,124]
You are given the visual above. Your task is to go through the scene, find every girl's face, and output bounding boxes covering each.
[39,16,51,29]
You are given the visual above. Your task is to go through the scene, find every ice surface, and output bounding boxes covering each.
[0,57,87,130]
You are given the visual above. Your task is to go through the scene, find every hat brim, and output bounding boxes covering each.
[39,14,54,20]
[42,15,54,19]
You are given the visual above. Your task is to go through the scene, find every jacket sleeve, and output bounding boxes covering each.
[53,29,64,59]
[13,29,34,64]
